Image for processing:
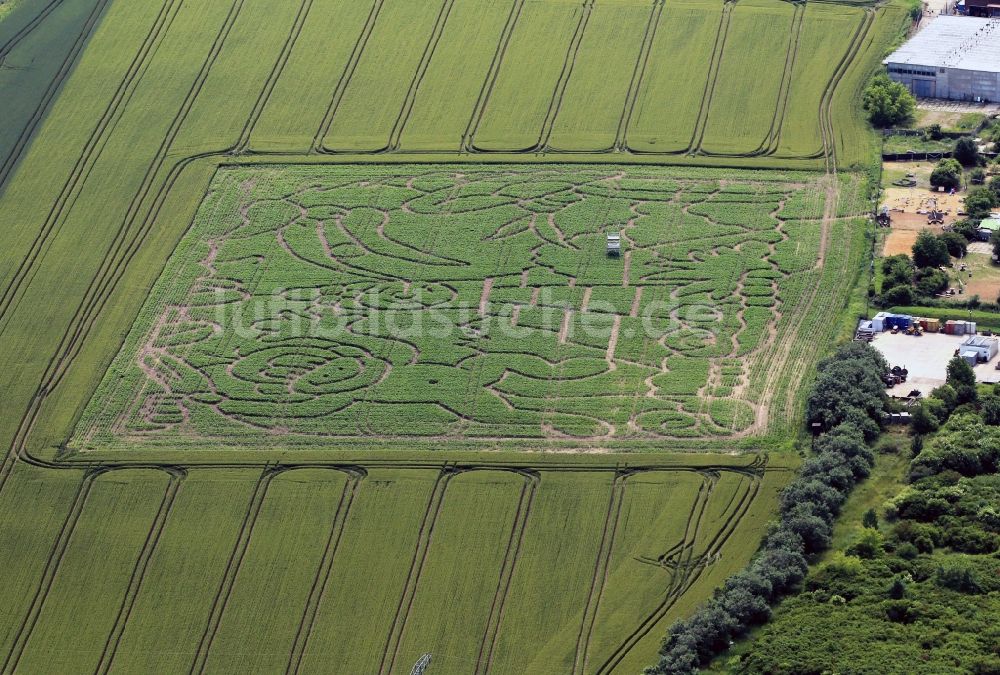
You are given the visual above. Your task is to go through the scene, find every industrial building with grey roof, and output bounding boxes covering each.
[884,16,1000,101]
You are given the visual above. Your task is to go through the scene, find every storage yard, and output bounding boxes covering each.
[863,312,1000,394]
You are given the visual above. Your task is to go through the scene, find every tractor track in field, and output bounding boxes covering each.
[0,0,181,331]
[0,0,254,493]
[0,8,245,492]
[384,0,457,152]
[94,466,187,675]
[613,0,665,153]
[377,464,454,675]
[571,470,626,675]
[286,468,366,675]
[818,7,875,173]
[760,4,805,157]
[686,1,732,156]
[0,468,98,674]
[595,467,763,674]
[312,0,386,153]
[0,465,183,674]
[460,0,526,152]
[588,470,718,674]
[235,0,316,153]
[699,3,804,159]
[470,0,595,154]
[537,0,597,152]
[0,0,110,194]
[474,470,539,675]
[188,464,276,675]
[0,0,67,59]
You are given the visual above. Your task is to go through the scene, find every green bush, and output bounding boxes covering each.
[930,158,963,191]
[935,561,982,593]
[912,230,950,268]
[863,74,915,128]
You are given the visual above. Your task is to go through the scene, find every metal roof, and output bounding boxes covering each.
[883,16,1000,74]
[962,335,998,347]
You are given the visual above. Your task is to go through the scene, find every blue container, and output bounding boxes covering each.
[885,315,912,330]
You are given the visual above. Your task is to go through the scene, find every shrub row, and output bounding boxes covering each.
[645,342,889,674]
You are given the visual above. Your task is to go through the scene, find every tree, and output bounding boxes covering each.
[989,175,1000,200]
[846,528,883,558]
[930,158,962,191]
[970,167,986,185]
[930,383,958,416]
[783,504,833,553]
[954,137,981,167]
[964,187,998,222]
[880,285,914,306]
[940,231,968,258]
[914,267,949,297]
[912,230,950,268]
[981,395,1000,425]
[863,508,879,529]
[923,123,943,141]
[936,561,982,593]
[911,402,940,434]
[946,356,978,407]
[862,74,915,128]
[993,230,1000,260]
[881,254,914,288]
[947,356,976,388]
[952,219,979,242]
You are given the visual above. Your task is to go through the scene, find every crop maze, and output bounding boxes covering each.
[67,165,852,452]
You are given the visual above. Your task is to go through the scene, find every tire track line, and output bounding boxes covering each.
[312,0,386,153]
[687,1,732,155]
[761,4,804,156]
[285,468,366,675]
[0,469,98,675]
[537,0,596,151]
[94,467,187,675]
[0,0,96,193]
[236,0,316,153]
[188,464,275,675]
[595,476,760,674]
[474,471,539,675]
[571,470,626,675]
[0,0,177,325]
[460,0,526,152]
[614,0,665,152]
[0,0,66,60]
[819,8,874,172]
[377,465,454,675]
[385,0,457,152]
[20,0,249,404]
